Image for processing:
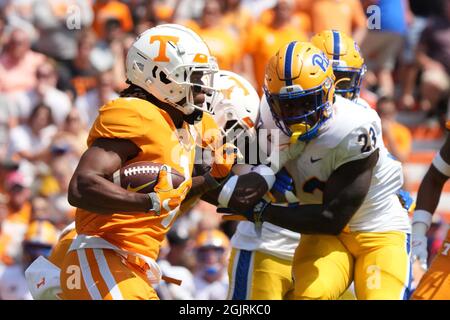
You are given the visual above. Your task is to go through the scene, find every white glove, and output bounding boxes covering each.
[412,235,428,270]
[411,210,433,270]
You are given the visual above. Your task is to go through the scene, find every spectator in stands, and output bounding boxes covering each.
[244,0,309,93]
[361,0,409,97]
[416,0,450,118]
[30,196,54,221]
[91,17,128,91]
[377,96,412,163]
[75,70,118,128]
[0,220,58,300]
[58,31,101,99]
[7,103,57,180]
[47,156,77,225]
[0,95,13,158]
[93,0,134,39]
[14,59,72,126]
[0,10,8,48]
[0,0,37,42]
[156,237,195,300]
[399,0,430,110]
[32,0,93,64]
[51,109,88,158]
[309,0,366,44]
[183,0,241,72]
[166,227,196,271]
[0,171,32,266]
[0,28,46,95]
[223,0,254,42]
[193,229,230,300]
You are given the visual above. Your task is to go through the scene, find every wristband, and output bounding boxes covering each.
[147,193,161,215]
[432,152,450,177]
[218,175,238,207]
[412,209,433,230]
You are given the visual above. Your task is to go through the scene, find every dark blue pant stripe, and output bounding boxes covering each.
[403,233,412,300]
[232,250,252,300]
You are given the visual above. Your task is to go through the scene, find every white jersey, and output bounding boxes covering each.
[284,96,411,233]
[230,96,301,261]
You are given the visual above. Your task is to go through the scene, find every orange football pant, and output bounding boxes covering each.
[412,231,450,300]
[60,248,158,300]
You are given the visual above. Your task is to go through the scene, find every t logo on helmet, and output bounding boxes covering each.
[149,35,180,62]
[221,76,250,99]
[312,53,330,73]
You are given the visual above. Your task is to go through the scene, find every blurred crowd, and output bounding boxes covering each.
[0,0,449,299]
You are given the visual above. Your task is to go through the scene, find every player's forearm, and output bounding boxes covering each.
[264,204,347,235]
[68,172,150,214]
[415,166,448,214]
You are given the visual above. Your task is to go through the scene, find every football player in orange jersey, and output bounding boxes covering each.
[411,122,450,300]
[24,68,267,300]
[56,24,228,300]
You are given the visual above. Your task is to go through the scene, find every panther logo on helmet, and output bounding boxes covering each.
[264,41,335,143]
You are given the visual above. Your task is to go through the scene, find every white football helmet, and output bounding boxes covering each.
[126,24,219,115]
[207,70,260,141]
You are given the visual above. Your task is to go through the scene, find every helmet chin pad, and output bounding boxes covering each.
[289,123,311,143]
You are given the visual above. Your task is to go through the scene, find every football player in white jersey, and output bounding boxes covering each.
[220,41,412,300]
[311,29,415,214]
[210,72,354,300]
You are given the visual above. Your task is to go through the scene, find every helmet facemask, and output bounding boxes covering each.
[333,63,366,101]
[264,79,333,143]
[161,61,219,116]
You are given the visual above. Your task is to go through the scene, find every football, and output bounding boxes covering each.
[112,161,185,194]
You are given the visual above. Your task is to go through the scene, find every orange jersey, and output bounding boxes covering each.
[0,202,32,264]
[309,0,366,35]
[245,22,309,94]
[75,97,203,260]
[184,21,241,71]
[259,10,312,35]
[222,7,255,43]
[383,122,412,158]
